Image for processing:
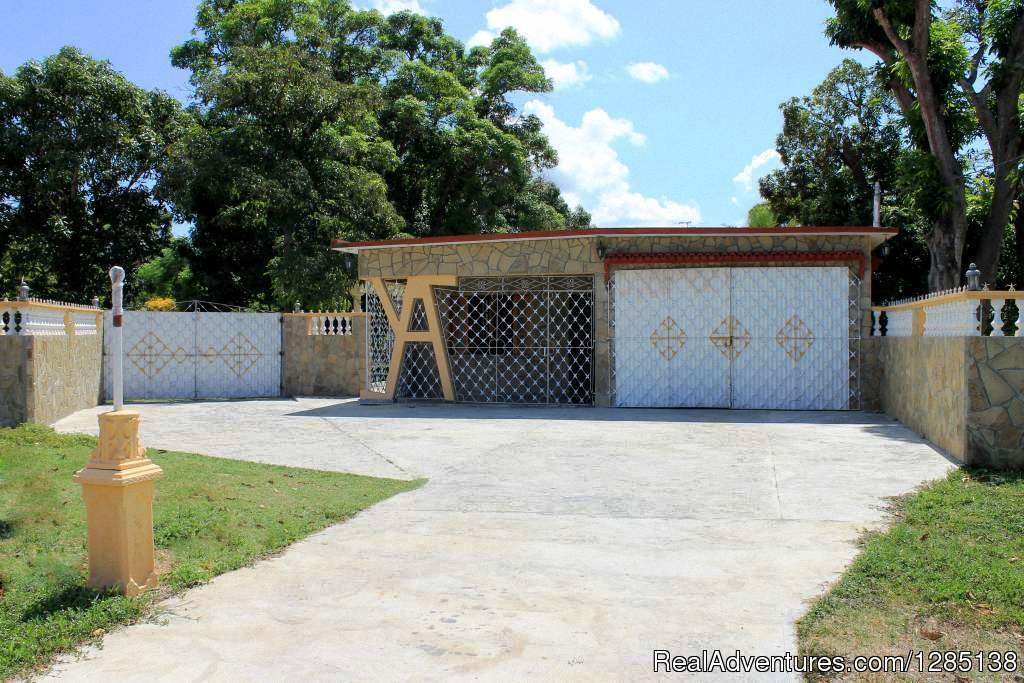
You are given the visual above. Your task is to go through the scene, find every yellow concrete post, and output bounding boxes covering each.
[74,410,163,596]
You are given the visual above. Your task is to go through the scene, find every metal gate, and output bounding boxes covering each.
[103,311,281,400]
[611,267,858,409]
[434,275,594,404]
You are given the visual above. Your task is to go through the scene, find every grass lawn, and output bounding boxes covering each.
[0,423,423,679]
[800,468,1024,680]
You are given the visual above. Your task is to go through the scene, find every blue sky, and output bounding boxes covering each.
[0,0,862,227]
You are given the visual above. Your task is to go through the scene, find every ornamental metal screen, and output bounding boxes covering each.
[435,275,594,404]
[364,282,396,393]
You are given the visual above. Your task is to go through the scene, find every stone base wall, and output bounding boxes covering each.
[864,336,1024,469]
[872,337,967,459]
[0,333,102,426]
[282,316,363,397]
[965,338,1024,468]
[0,337,29,426]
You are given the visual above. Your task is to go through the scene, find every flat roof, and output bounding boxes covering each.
[330,226,898,253]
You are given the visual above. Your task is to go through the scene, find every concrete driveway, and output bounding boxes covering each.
[50,400,954,681]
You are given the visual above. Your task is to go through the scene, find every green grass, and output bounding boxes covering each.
[799,468,1024,680]
[0,424,423,679]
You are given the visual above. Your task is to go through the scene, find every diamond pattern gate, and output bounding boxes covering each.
[435,276,594,404]
[611,267,856,410]
[103,311,281,400]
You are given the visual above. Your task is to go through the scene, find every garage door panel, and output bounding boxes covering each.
[614,268,729,407]
[613,266,852,410]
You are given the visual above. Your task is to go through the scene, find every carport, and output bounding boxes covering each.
[331,226,895,410]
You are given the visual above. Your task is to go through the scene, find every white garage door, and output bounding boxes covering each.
[613,267,851,409]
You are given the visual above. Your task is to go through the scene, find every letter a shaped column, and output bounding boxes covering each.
[73,266,163,596]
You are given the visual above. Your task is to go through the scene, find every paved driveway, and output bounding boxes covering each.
[51,400,954,681]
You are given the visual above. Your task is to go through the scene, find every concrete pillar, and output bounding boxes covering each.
[73,410,163,596]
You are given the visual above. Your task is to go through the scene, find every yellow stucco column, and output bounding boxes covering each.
[73,410,163,596]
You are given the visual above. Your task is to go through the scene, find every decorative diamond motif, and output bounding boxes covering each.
[649,316,687,360]
[203,333,263,378]
[127,331,188,378]
[709,314,751,360]
[776,314,815,362]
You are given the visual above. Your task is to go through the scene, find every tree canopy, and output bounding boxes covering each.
[164,0,588,309]
[0,47,189,304]
[823,0,1024,290]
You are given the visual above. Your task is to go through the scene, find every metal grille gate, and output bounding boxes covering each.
[434,275,594,404]
[103,311,281,400]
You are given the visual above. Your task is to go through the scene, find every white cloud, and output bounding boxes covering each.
[524,100,700,226]
[467,30,495,48]
[627,62,669,83]
[541,59,591,89]
[367,0,425,14]
[475,0,620,53]
[733,148,781,192]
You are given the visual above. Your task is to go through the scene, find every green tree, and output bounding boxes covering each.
[746,202,778,227]
[826,0,1024,290]
[759,60,931,301]
[168,1,588,309]
[133,237,205,305]
[0,47,189,303]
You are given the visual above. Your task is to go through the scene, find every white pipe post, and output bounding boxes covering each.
[110,266,125,411]
[872,182,881,228]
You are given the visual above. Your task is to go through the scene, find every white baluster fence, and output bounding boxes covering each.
[0,298,102,336]
[289,310,364,336]
[872,287,1024,337]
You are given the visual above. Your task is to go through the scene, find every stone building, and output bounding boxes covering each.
[332,226,896,409]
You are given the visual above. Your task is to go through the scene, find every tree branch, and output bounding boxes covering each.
[966,41,986,84]
[912,0,932,54]
[852,39,895,65]
[960,76,998,144]
[872,7,911,57]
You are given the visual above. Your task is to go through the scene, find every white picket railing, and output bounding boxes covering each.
[289,311,364,336]
[0,298,102,336]
[872,287,1024,337]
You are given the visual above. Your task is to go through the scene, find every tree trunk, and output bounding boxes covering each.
[1015,204,1024,288]
[928,216,964,290]
[973,173,1017,287]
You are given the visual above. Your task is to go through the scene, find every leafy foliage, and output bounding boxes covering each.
[0,48,190,304]
[133,238,205,304]
[759,60,931,300]
[166,1,588,309]
[822,0,1024,290]
[745,202,778,228]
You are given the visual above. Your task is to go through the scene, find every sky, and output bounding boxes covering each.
[0,0,865,228]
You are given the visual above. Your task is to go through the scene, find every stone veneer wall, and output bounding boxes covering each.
[0,337,29,426]
[965,337,1024,469]
[872,337,967,460]
[862,335,1024,469]
[0,333,102,427]
[281,316,363,397]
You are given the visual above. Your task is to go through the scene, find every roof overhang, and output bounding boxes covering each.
[330,226,899,253]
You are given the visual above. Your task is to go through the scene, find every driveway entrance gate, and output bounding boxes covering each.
[103,311,281,400]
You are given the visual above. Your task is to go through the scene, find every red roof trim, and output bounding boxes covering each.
[603,250,867,281]
[331,226,897,251]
